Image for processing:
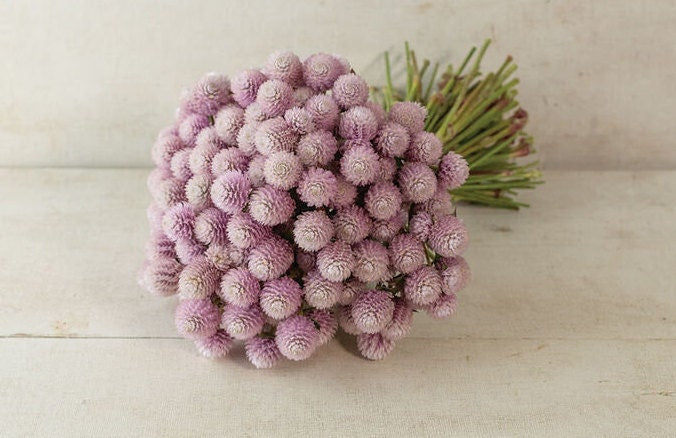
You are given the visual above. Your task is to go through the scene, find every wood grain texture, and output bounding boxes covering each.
[1,0,676,169]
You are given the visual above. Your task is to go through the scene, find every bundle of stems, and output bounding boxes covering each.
[376,39,542,209]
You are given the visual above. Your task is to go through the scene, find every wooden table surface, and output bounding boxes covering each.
[0,169,674,437]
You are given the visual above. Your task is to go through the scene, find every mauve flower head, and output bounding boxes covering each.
[438,256,471,294]
[194,207,229,246]
[364,101,387,127]
[221,304,266,340]
[316,241,355,282]
[178,256,220,300]
[195,329,234,359]
[389,234,426,274]
[351,290,395,334]
[248,185,296,226]
[398,162,437,203]
[339,138,370,153]
[406,132,443,165]
[332,176,358,209]
[438,151,469,190]
[340,143,380,186]
[296,130,338,167]
[219,266,261,307]
[170,148,193,181]
[263,151,302,189]
[213,105,245,145]
[146,230,177,261]
[244,102,268,124]
[175,236,206,265]
[162,202,195,244]
[293,210,334,252]
[375,122,410,157]
[339,106,378,140]
[352,240,390,283]
[254,117,299,156]
[275,315,320,360]
[190,127,225,174]
[303,269,342,309]
[357,333,395,360]
[370,212,406,243]
[305,94,340,130]
[284,107,316,135]
[421,188,454,219]
[247,236,294,281]
[256,79,293,117]
[226,212,269,249]
[245,336,282,368]
[210,170,251,214]
[364,181,402,221]
[308,309,338,345]
[205,243,247,271]
[179,113,211,146]
[376,156,398,182]
[338,305,362,335]
[338,279,363,305]
[297,167,337,208]
[388,101,426,134]
[231,69,267,107]
[259,276,303,320]
[212,147,249,176]
[141,256,181,297]
[381,297,413,341]
[332,73,369,108]
[185,174,213,209]
[180,73,231,116]
[236,122,260,157]
[175,298,220,340]
[404,266,442,306]
[409,211,433,241]
[263,50,303,86]
[296,249,316,273]
[333,205,372,244]
[427,215,469,258]
[303,53,342,91]
[246,154,267,187]
[153,177,187,209]
[426,293,457,319]
[152,134,183,168]
[293,86,315,107]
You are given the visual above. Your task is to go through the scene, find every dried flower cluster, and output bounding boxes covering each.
[140,50,471,368]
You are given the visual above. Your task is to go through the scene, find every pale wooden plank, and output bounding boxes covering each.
[0,169,674,340]
[0,338,673,437]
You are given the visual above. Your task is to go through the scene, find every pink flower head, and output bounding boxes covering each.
[381,298,413,341]
[248,185,296,226]
[245,336,282,368]
[389,234,426,274]
[211,147,249,176]
[180,73,231,116]
[178,113,211,145]
[421,188,454,219]
[293,210,334,252]
[191,127,225,173]
[439,256,471,294]
[226,212,269,249]
[409,211,433,241]
[308,309,338,345]
[210,170,251,214]
[303,53,342,91]
[340,143,380,186]
[338,305,362,335]
[305,94,340,130]
[427,215,469,257]
[140,256,181,296]
[259,276,303,319]
[256,79,293,117]
[244,102,267,124]
[246,154,267,187]
[398,162,437,203]
[426,293,457,319]
[332,176,358,209]
[293,86,315,107]
[236,122,260,157]
[296,249,316,273]
[333,206,371,244]
[162,202,195,241]
[375,122,410,157]
[296,130,338,167]
[376,156,397,182]
[152,177,187,209]
[152,134,183,167]
[438,152,469,190]
[407,131,443,165]
[247,236,294,280]
[205,243,247,271]
[194,207,229,245]
[170,148,193,181]
[219,266,261,307]
[357,333,395,360]
[297,167,337,208]
[339,138,370,153]
[364,181,402,220]
[178,256,220,299]
[275,315,320,360]
[145,230,177,260]
[338,279,363,305]
[364,101,387,127]
[185,174,213,209]
[195,329,233,358]
[404,266,442,306]
[352,240,390,283]
[370,212,406,243]
[303,269,342,309]
[351,290,395,334]
[316,241,355,282]
[388,101,426,134]
[284,107,316,135]
[174,236,206,265]
[254,117,299,156]
[221,304,265,340]
[263,50,303,85]
[175,298,220,340]
[332,73,369,108]
[231,69,267,107]
[214,105,245,145]
[339,106,378,140]
[263,151,302,189]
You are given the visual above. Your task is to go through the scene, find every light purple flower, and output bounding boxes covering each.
[376,156,397,182]
[308,309,338,345]
[248,185,296,226]
[389,234,426,274]
[293,86,315,107]
[338,279,363,305]
[275,315,320,361]
[140,256,181,297]
[210,170,251,214]
[152,134,183,168]
[211,147,248,176]
[340,143,380,186]
[409,211,433,241]
[303,269,342,309]
[305,94,340,130]
[296,130,338,167]
[225,212,269,249]
[398,162,437,203]
[246,154,267,187]
[284,107,316,135]
[338,305,362,335]
[231,69,267,107]
[190,127,225,174]
[245,336,282,368]
[152,177,187,209]
[194,329,234,358]
[425,293,457,319]
[381,298,413,341]
[364,181,402,220]
[185,174,213,209]
[205,243,247,271]
[145,230,177,261]
[219,266,261,307]
[293,210,334,252]
[404,266,442,306]
[351,290,395,334]
[256,79,293,117]
[178,113,211,145]
[170,148,193,181]
[263,151,302,189]
[333,205,372,244]
[332,176,358,209]
[174,236,206,265]
[214,105,245,145]
[146,201,165,232]
[175,298,220,340]
[427,215,469,258]
[180,73,231,116]
[339,106,378,140]
[244,102,268,124]
[438,152,469,190]
[194,207,229,245]
[303,53,342,91]
[297,167,337,208]
[375,122,410,157]
[161,202,195,241]
[406,132,443,165]
[421,188,454,219]
[364,101,387,127]
[247,236,294,280]
[352,240,390,283]
[357,333,395,360]
[438,256,471,294]
[259,276,303,320]
[332,73,369,108]
[316,241,355,282]
[178,256,220,300]
[388,101,426,134]
[236,122,260,157]
[221,304,266,340]
[370,212,406,243]
[254,117,299,156]
[263,50,303,85]
[296,249,316,273]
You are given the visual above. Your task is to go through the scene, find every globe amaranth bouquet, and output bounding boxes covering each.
[140,50,473,368]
